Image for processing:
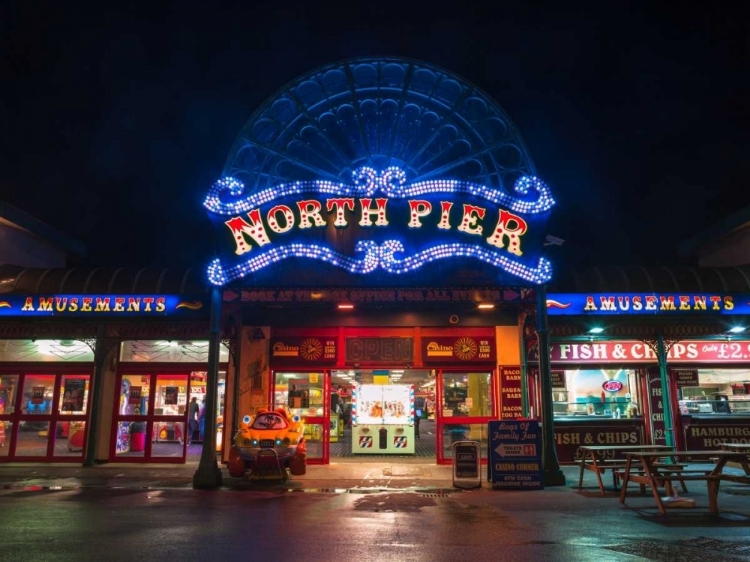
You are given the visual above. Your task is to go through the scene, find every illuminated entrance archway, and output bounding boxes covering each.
[200,58,560,481]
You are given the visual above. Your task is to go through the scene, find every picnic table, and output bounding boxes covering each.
[619,450,750,515]
[576,444,677,495]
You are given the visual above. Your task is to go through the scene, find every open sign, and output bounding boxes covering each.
[602,380,623,392]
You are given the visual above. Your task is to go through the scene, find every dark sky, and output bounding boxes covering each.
[2,2,748,273]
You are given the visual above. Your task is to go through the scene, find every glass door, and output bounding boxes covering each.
[0,374,19,460]
[273,371,329,464]
[152,373,189,459]
[112,373,152,460]
[436,370,495,465]
[5,372,91,462]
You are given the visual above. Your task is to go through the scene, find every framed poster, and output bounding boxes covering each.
[62,378,86,412]
[164,386,178,405]
[129,386,142,406]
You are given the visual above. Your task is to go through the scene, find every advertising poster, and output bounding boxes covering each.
[488,420,543,490]
[355,384,411,425]
[0,387,9,415]
[62,378,85,412]
[164,386,178,405]
[288,379,310,410]
[31,385,46,405]
[129,386,143,406]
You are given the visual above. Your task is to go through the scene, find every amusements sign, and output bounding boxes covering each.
[422,336,495,364]
[499,366,523,419]
[270,337,337,365]
[488,420,543,490]
[0,295,206,317]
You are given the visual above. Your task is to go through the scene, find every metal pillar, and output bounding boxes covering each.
[83,324,107,467]
[537,286,566,486]
[519,323,529,417]
[656,332,675,447]
[193,287,224,489]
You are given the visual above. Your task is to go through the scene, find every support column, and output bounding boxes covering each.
[537,286,566,486]
[84,325,106,467]
[656,332,675,447]
[193,287,224,489]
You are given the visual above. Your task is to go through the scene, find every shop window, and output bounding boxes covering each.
[442,372,492,417]
[119,340,229,363]
[274,372,325,417]
[678,369,750,415]
[0,340,93,362]
[552,368,641,419]
[0,374,19,414]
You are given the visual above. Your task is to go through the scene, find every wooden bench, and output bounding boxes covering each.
[618,450,750,515]
[614,466,695,494]
[576,445,676,496]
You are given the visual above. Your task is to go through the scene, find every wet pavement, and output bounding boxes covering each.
[1,461,749,561]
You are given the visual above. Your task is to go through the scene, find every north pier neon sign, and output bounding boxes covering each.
[204,166,555,286]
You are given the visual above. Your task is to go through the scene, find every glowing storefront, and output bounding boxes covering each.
[199,57,562,483]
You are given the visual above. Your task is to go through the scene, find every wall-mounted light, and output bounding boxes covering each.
[588,327,605,334]
[338,303,354,309]
[252,327,266,340]
[477,303,495,309]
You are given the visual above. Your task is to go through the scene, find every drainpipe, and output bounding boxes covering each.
[193,287,223,489]
[537,286,566,486]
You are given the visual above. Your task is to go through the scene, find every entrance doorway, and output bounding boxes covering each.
[272,368,495,464]
[0,370,91,461]
[110,369,208,463]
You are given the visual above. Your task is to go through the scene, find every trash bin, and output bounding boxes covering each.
[452,440,481,489]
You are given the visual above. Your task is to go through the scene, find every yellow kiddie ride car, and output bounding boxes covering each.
[228,405,306,481]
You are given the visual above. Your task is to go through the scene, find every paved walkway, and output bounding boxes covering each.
[0,460,748,511]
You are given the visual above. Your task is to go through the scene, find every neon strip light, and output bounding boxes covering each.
[204,166,555,216]
[207,240,552,286]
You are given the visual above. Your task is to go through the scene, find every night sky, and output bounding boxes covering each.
[2,3,748,273]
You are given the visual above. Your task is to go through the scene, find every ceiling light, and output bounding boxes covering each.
[477,303,495,309]
[729,326,746,333]
[338,303,354,309]
[588,327,604,334]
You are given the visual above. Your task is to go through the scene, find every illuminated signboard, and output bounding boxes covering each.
[202,58,556,289]
[204,167,555,286]
[546,293,748,315]
[530,340,750,364]
[0,295,206,317]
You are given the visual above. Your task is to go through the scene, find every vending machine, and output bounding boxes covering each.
[351,384,415,454]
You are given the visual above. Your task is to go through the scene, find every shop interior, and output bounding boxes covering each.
[552,368,642,419]
[678,369,750,415]
[273,368,494,461]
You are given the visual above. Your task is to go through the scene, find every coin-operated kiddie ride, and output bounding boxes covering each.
[227,405,306,481]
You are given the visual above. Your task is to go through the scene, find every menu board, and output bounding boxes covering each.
[354,384,412,425]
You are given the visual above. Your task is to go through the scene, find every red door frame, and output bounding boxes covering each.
[270,368,330,465]
[435,368,497,465]
[110,364,212,464]
[0,363,93,462]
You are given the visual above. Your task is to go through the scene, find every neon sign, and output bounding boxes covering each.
[204,166,555,286]
[0,295,206,317]
[547,293,748,315]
